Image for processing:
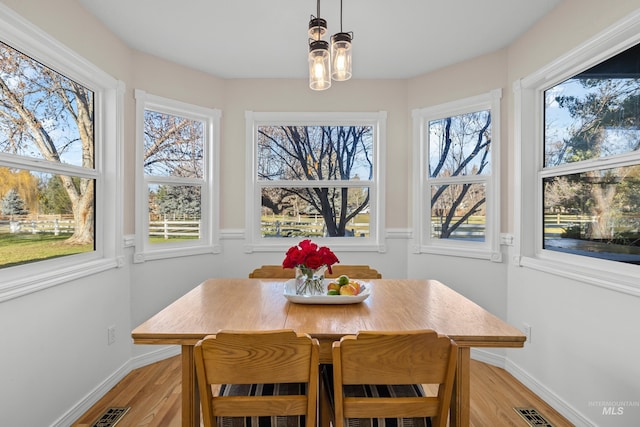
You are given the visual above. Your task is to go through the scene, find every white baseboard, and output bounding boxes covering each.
[504,358,596,427]
[50,359,131,427]
[471,347,507,368]
[50,346,180,427]
[472,349,597,426]
[129,345,181,370]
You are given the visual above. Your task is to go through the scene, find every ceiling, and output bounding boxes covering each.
[77,0,563,80]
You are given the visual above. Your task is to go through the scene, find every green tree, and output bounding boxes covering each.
[554,77,640,239]
[39,176,73,215]
[2,188,28,218]
[154,185,201,218]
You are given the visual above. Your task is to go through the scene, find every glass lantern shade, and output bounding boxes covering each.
[309,40,331,91]
[331,32,352,81]
[308,17,327,40]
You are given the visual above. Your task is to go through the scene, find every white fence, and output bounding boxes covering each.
[0,218,75,235]
[149,219,201,239]
[431,222,485,239]
[0,217,202,240]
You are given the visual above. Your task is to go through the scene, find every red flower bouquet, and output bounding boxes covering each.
[283,240,339,295]
[282,239,339,273]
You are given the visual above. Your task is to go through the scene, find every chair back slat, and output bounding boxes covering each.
[201,331,314,384]
[343,397,440,418]
[213,395,309,416]
[339,333,452,385]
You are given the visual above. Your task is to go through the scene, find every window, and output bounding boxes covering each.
[515,12,640,292]
[412,90,502,261]
[0,4,122,301]
[543,44,640,265]
[245,111,386,252]
[134,90,220,262]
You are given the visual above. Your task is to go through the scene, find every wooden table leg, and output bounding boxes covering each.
[182,345,200,427]
[318,367,333,427]
[450,346,470,427]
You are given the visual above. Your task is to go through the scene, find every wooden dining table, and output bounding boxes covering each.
[131,278,525,427]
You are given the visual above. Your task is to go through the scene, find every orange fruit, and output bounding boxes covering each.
[349,281,361,294]
[339,284,357,295]
[327,282,340,292]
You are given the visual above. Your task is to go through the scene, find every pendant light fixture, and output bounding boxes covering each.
[331,0,353,81]
[309,40,331,90]
[308,0,331,90]
[307,0,354,90]
[308,10,327,40]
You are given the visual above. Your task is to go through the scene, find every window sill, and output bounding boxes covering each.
[413,244,502,262]
[0,258,120,303]
[245,241,386,253]
[133,244,221,263]
[519,254,640,297]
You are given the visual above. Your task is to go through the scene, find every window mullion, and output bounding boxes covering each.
[0,153,98,178]
[145,176,204,186]
[540,152,640,177]
[427,175,488,185]
[257,180,368,188]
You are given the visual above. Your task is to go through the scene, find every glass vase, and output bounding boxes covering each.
[295,265,327,295]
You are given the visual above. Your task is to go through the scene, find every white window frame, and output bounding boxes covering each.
[0,4,123,302]
[514,10,640,296]
[134,90,221,262]
[244,111,387,253]
[412,89,502,261]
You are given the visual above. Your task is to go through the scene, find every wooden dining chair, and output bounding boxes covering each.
[249,264,382,279]
[326,330,458,427]
[194,329,320,427]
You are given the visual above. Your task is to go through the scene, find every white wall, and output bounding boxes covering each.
[406,48,511,344]
[503,1,640,426]
[0,0,639,426]
[0,1,137,426]
[507,264,640,426]
[0,265,132,426]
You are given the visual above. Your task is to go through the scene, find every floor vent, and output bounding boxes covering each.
[91,407,130,427]
[514,407,554,427]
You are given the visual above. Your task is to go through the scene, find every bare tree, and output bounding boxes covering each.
[0,42,94,244]
[430,113,491,238]
[258,125,372,237]
[143,110,203,178]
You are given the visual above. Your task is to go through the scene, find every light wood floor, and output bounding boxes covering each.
[72,355,574,427]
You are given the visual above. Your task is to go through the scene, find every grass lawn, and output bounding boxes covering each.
[0,232,93,268]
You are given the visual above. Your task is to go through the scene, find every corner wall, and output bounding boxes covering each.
[505,1,640,425]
